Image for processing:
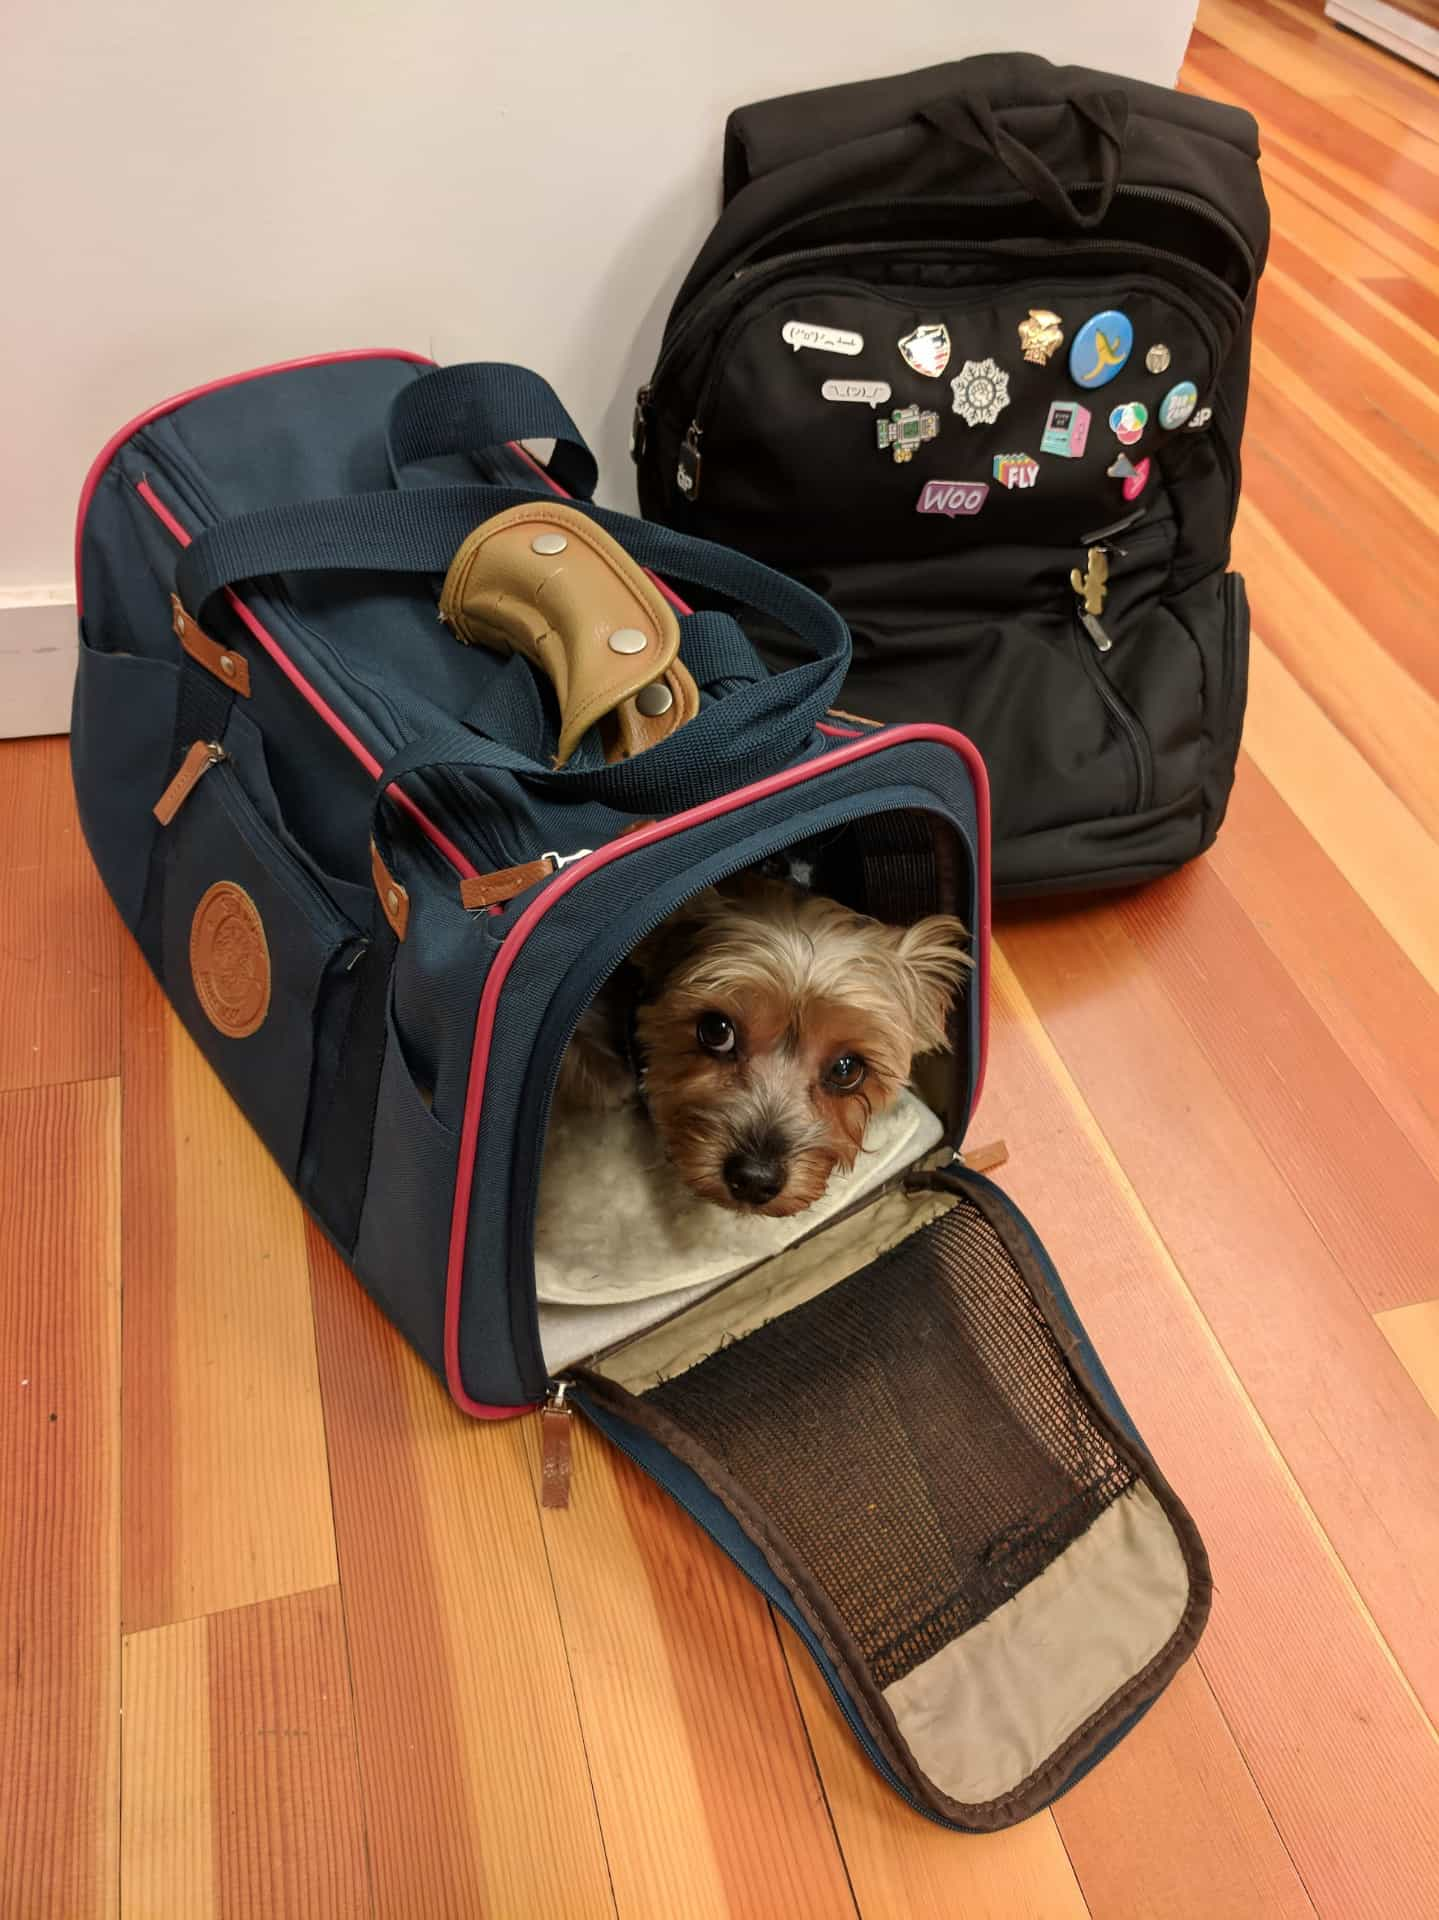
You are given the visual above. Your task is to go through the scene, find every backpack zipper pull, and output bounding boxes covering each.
[1071,547,1112,650]
[540,1381,574,1510]
[676,423,703,503]
[629,386,652,462]
[153,739,226,825]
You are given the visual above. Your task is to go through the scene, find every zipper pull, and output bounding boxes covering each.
[1070,546,1109,620]
[540,1381,574,1510]
[153,740,226,825]
[1078,609,1114,654]
[629,386,652,462]
[675,423,703,503]
[543,848,593,874]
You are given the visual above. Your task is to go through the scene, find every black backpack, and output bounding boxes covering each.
[633,54,1269,894]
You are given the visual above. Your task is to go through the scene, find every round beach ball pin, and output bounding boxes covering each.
[1159,380,1200,430]
[1068,310,1133,389]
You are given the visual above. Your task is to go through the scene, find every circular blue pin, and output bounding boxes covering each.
[1069,310,1134,389]
[1159,380,1199,430]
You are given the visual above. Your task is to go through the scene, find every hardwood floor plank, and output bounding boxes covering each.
[121,1613,215,1917]
[120,945,338,1631]
[1244,0,1439,136]
[1232,504,1439,842]
[1267,230,1439,382]
[996,906,1439,1725]
[1363,272,1439,336]
[778,1624,1091,1920]
[1242,383,1439,709]
[1187,42,1439,248]
[972,955,1439,1917]
[0,1080,120,1920]
[1196,0,1439,140]
[1242,639,1439,991]
[1107,859,1439,1314]
[529,1416,857,1920]
[1054,1665,1315,1920]
[0,737,120,1093]
[122,1588,370,1918]
[1206,757,1439,1185]
[305,1225,615,1920]
[1378,1301,1439,1422]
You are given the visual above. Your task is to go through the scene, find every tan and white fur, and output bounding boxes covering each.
[555,875,969,1217]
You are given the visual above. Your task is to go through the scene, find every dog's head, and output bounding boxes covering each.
[632,877,969,1216]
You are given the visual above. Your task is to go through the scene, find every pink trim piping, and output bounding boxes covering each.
[75,348,435,616]
[441,722,993,1418]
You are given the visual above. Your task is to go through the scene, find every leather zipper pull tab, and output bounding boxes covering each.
[153,740,226,825]
[540,1382,574,1510]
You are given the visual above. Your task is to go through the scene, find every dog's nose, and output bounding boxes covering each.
[723,1151,785,1207]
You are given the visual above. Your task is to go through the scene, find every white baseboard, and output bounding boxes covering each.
[1324,0,1439,75]
[0,592,78,738]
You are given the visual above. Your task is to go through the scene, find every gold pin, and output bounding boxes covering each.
[1017,309,1064,365]
[1070,547,1109,618]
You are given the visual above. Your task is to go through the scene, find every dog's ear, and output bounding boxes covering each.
[888,916,971,1056]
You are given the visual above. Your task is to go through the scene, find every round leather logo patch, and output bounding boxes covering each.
[190,882,271,1039]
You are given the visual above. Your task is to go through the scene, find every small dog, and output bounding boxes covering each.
[556,875,969,1217]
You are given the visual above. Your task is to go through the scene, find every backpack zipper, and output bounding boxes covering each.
[1068,542,1154,810]
[655,262,1222,504]
[643,182,1249,410]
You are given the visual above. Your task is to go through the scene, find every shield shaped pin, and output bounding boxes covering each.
[898,323,951,378]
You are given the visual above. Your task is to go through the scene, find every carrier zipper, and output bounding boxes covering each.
[153,739,226,824]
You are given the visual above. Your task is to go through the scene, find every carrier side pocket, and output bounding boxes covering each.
[155,746,365,1182]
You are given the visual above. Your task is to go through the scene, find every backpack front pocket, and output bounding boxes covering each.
[155,743,367,1182]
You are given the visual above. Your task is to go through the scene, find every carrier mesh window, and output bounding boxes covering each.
[641,1195,1134,1690]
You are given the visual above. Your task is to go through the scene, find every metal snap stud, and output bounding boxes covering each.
[386,888,400,913]
[531,531,568,555]
[635,682,674,716]
[608,627,647,655]
[220,655,236,677]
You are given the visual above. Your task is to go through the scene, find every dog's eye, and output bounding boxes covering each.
[826,1054,867,1092]
[696,1012,737,1056]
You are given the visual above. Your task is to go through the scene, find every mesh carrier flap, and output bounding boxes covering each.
[579,1173,1209,1828]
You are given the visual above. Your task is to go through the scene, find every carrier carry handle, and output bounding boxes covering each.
[918,88,1129,230]
[174,481,850,818]
[385,362,600,501]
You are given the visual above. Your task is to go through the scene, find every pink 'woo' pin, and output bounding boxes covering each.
[916,479,989,518]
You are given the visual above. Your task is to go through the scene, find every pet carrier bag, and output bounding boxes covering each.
[74,351,1208,1829]
[632,52,1269,894]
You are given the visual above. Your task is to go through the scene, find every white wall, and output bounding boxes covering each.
[0,0,1195,726]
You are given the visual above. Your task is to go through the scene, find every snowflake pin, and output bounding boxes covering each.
[949,358,1010,428]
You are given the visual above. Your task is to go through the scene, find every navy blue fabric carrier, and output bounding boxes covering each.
[73,351,1208,1831]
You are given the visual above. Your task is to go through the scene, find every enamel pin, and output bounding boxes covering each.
[992,451,1039,490]
[780,320,864,356]
[1159,380,1199,429]
[1069,310,1134,389]
[1122,456,1152,501]
[1018,309,1064,365]
[950,358,1010,427]
[1108,401,1148,446]
[1145,343,1172,374]
[899,324,952,377]
[1106,453,1138,480]
[876,404,940,463]
[916,479,989,516]
[1040,400,1090,458]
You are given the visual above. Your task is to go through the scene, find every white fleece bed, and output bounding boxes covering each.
[535,1088,945,1373]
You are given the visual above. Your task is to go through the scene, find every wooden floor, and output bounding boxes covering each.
[5,3,1439,1914]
